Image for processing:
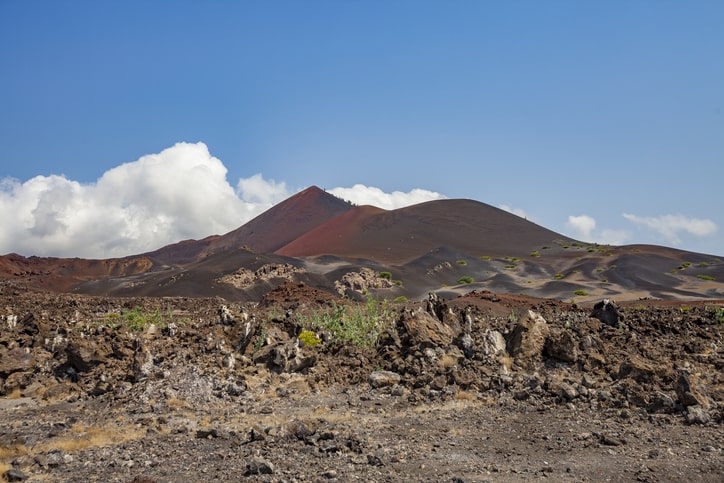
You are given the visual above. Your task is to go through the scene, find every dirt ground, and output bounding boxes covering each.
[1,280,722,482]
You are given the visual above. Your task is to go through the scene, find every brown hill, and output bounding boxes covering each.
[0,252,156,293]
[144,186,353,265]
[2,187,723,302]
[275,198,569,263]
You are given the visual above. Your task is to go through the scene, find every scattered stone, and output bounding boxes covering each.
[544,329,578,362]
[675,372,712,409]
[369,370,401,388]
[685,406,711,425]
[3,468,27,482]
[245,457,274,475]
[590,299,621,327]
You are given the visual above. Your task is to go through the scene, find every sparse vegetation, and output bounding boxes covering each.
[505,264,517,270]
[678,262,692,270]
[392,296,408,303]
[554,273,564,280]
[298,295,394,347]
[458,276,474,285]
[530,250,540,257]
[573,290,588,296]
[456,260,467,266]
[102,306,178,331]
[480,255,491,261]
[697,274,715,281]
[707,306,724,324]
[378,271,392,280]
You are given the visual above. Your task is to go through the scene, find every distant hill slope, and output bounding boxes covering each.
[143,186,353,265]
[2,186,723,302]
[275,198,571,263]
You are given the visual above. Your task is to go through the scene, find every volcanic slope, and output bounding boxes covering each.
[275,198,568,263]
[143,186,353,265]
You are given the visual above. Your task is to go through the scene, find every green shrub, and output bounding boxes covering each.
[392,296,408,303]
[456,260,467,266]
[697,274,715,281]
[480,255,491,261]
[458,276,474,284]
[378,271,392,280]
[573,290,588,296]
[554,273,564,280]
[120,307,168,331]
[530,250,540,257]
[297,295,394,347]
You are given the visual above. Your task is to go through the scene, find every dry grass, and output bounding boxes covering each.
[4,388,22,399]
[498,354,513,373]
[438,354,459,370]
[34,423,146,454]
[165,397,191,409]
[455,390,476,401]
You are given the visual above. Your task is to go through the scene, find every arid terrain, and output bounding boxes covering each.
[1,278,722,482]
[1,187,723,481]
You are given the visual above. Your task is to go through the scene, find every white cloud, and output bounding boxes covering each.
[236,173,289,205]
[0,142,257,258]
[499,204,528,219]
[623,213,718,245]
[566,215,597,240]
[0,143,448,259]
[328,184,445,210]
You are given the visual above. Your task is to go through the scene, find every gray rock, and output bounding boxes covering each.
[3,468,27,482]
[685,405,711,425]
[590,299,622,327]
[245,457,274,475]
[369,370,401,388]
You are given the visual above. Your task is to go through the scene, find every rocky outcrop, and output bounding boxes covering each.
[334,268,395,297]
[217,264,304,289]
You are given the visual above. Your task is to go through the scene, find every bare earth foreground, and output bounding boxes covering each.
[1,280,722,482]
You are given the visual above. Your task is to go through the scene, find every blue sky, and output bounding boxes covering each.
[1,1,722,258]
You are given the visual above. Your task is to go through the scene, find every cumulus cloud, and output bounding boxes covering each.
[566,215,597,240]
[328,184,446,210]
[0,142,449,259]
[0,142,274,258]
[622,213,717,245]
[236,173,289,205]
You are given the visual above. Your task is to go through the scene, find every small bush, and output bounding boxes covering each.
[554,273,564,280]
[456,260,467,266]
[298,330,321,347]
[458,276,474,284]
[530,250,540,257]
[392,296,408,303]
[480,255,491,261]
[697,274,715,281]
[378,271,392,280]
[573,290,588,296]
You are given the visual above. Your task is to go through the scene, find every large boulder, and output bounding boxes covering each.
[398,309,454,349]
[506,310,549,368]
[590,299,622,327]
